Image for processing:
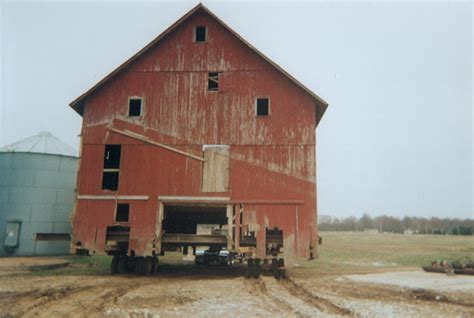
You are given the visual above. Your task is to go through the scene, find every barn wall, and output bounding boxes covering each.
[72,8,319,261]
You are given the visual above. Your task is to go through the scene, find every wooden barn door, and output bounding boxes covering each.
[201,145,229,192]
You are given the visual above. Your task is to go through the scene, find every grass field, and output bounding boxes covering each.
[294,231,474,276]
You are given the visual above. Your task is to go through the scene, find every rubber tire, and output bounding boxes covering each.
[272,259,279,279]
[111,256,119,275]
[135,257,145,275]
[144,257,153,275]
[278,258,285,279]
[253,258,261,279]
[151,256,159,275]
[127,256,136,273]
[247,259,254,278]
[117,256,128,274]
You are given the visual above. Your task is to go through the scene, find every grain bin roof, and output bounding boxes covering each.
[0,132,78,157]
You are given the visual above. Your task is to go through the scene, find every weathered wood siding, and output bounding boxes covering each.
[72,7,320,260]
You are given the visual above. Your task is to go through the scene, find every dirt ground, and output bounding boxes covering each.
[1,232,473,317]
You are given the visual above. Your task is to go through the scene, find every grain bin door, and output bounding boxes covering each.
[201,145,229,192]
[4,221,21,248]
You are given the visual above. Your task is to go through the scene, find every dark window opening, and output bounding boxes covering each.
[195,26,206,42]
[104,145,121,169]
[129,98,142,117]
[116,203,130,222]
[256,98,269,116]
[102,171,119,191]
[208,72,219,91]
[35,233,70,241]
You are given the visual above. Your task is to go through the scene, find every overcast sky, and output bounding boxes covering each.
[1,1,472,219]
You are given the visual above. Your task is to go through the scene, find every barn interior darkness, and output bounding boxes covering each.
[162,205,227,235]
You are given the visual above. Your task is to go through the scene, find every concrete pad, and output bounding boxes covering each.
[343,271,474,292]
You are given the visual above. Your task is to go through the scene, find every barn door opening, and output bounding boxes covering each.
[160,203,229,249]
[163,205,227,235]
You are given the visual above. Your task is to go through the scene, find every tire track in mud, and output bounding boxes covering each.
[277,278,353,316]
[15,279,154,317]
[246,276,353,317]
[244,277,298,316]
[3,285,95,317]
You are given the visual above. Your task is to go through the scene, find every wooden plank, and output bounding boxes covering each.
[77,195,149,200]
[109,127,205,162]
[158,196,230,202]
[202,146,229,192]
[234,205,242,250]
[161,234,227,244]
[226,204,234,250]
[155,202,164,254]
[230,200,304,205]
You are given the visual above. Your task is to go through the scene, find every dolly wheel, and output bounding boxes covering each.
[144,257,153,275]
[272,258,279,279]
[278,258,285,279]
[151,256,159,275]
[253,258,261,278]
[135,257,145,275]
[117,256,128,274]
[111,255,119,275]
[247,259,254,278]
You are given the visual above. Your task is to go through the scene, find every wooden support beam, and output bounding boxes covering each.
[77,195,149,200]
[158,196,230,203]
[161,234,227,245]
[155,202,164,253]
[226,204,234,251]
[234,204,241,250]
[109,127,205,162]
[230,200,304,205]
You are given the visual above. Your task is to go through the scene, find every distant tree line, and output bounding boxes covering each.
[318,214,474,235]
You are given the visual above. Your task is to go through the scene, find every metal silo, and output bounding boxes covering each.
[0,132,78,256]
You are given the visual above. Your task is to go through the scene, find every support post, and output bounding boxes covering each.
[155,202,164,254]
[234,204,241,250]
[226,204,234,251]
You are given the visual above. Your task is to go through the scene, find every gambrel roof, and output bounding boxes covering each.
[70,3,328,125]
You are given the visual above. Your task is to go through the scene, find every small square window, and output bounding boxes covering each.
[208,72,219,91]
[102,171,119,191]
[116,203,129,222]
[195,26,206,42]
[129,98,142,117]
[256,98,269,116]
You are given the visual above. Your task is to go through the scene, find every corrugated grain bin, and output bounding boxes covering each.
[0,132,78,256]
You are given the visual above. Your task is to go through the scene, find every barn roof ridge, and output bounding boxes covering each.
[69,2,328,122]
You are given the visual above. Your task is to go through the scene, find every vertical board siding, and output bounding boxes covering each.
[73,8,320,261]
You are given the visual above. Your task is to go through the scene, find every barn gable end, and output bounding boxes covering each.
[70,3,327,125]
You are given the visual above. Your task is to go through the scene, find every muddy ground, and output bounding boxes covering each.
[1,232,473,317]
[0,259,473,318]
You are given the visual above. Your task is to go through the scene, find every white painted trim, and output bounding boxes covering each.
[77,195,149,201]
[158,196,230,202]
[202,144,230,151]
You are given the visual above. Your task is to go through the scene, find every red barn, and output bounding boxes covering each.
[69,3,327,276]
